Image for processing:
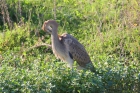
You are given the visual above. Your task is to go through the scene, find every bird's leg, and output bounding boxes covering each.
[67,61,74,68]
[77,65,84,70]
[67,64,73,68]
[66,58,74,69]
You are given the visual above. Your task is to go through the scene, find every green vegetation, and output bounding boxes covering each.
[0,0,140,92]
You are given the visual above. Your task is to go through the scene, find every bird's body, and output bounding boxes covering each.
[42,20,95,72]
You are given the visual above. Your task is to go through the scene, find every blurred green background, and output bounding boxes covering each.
[0,0,140,92]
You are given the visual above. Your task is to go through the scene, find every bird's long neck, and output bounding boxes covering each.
[51,31,59,45]
[51,26,67,62]
[51,28,64,51]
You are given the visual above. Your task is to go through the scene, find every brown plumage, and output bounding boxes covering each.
[42,20,95,72]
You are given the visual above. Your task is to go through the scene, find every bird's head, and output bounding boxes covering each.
[42,20,58,34]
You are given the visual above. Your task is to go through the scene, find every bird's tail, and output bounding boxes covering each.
[86,62,96,73]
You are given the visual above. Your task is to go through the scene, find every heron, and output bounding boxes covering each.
[42,20,96,72]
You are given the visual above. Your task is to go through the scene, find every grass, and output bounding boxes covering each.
[0,0,140,93]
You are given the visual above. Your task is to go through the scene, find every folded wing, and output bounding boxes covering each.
[59,33,95,71]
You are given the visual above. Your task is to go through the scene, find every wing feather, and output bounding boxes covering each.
[60,33,91,67]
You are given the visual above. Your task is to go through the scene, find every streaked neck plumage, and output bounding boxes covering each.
[51,26,65,54]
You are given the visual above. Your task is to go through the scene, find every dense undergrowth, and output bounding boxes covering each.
[0,0,140,93]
